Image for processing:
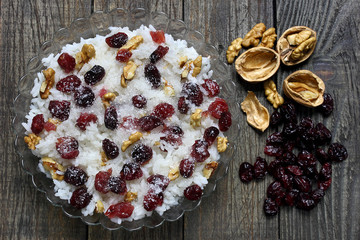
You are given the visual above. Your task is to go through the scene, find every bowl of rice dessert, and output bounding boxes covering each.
[13,8,241,230]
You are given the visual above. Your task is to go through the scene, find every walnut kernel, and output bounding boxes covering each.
[203,161,219,179]
[75,44,96,70]
[192,55,202,77]
[95,200,104,213]
[217,137,228,153]
[242,23,266,48]
[41,157,65,181]
[121,131,143,152]
[179,56,188,68]
[164,80,175,96]
[190,109,202,128]
[24,133,41,150]
[120,35,143,50]
[40,68,55,99]
[168,166,180,181]
[226,37,243,64]
[264,80,284,108]
[259,28,277,48]
[123,61,137,80]
[124,191,138,202]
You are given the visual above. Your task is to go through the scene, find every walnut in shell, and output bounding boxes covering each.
[283,70,325,107]
[241,91,270,132]
[276,26,317,66]
[235,47,280,83]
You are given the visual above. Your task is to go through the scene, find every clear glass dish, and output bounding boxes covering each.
[12,8,241,230]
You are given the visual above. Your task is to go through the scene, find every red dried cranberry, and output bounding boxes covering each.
[182,83,203,106]
[150,45,169,63]
[150,30,165,44]
[179,158,195,178]
[273,166,286,180]
[184,184,202,201]
[74,86,95,108]
[253,157,268,179]
[281,152,297,165]
[263,198,279,216]
[178,96,189,114]
[318,178,332,190]
[76,113,98,131]
[105,202,134,219]
[267,159,282,176]
[280,101,297,123]
[56,137,79,159]
[116,49,132,62]
[317,93,334,116]
[70,187,92,209]
[98,88,107,98]
[120,116,139,130]
[143,190,164,211]
[64,166,88,186]
[131,144,153,165]
[152,103,175,120]
[102,138,119,159]
[31,114,45,134]
[120,162,143,180]
[95,170,111,193]
[296,192,316,210]
[105,32,128,48]
[208,98,229,119]
[201,79,220,97]
[147,174,170,191]
[44,121,56,132]
[280,173,294,190]
[145,63,161,88]
[138,115,163,132]
[267,181,286,201]
[315,148,329,164]
[190,140,210,162]
[219,111,232,132]
[315,123,332,145]
[56,75,81,93]
[270,110,283,126]
[58,53,75,73]
[264,144,283,157]
[328,143,348,162]
[132,95,147,108]
[266,132,284,144]
[161,125,184,146]
[311,189,325,204]
[293,176,311,193]
[298,117,314,130]
[319,162,332,181]
[108,176,127,194]
[297,150,316,168]
[84,65,105,86]
[299,127,317,150]
[282,122,298,138]
[104,105,118,130]
[239,162,254,183]
[203,126,219,145]
[284,189,299,206]
[285,165,303,176]
[48,100,71,121]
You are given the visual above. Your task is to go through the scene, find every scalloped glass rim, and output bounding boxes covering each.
[12,8,241,231]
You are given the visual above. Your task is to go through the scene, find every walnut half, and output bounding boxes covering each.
[264,80,284,108]
[40,68,55,99]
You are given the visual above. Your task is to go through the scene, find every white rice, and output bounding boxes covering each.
[23,25,228,224]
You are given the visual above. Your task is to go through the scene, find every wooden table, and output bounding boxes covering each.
[1,0,359,239]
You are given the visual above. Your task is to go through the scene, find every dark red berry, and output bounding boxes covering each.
[284,189,299,206]
[285,165,303,176]
[239,162,254,183]
[132,95,147,108]
[219,111,232,132]
[184,184,202,201]
[179,158,195,178]
[297,150,316,168]
[104,105,118,130]
[328,143,348,162]
[296,192,316,210]
[317,93,334,116]
[120,162,143,180]
[147,174,170,191]
[44,121,56,132]
[152,103,175,120]
[76,113,98,131]
[143,190,164,211]
[161,125,184,146]
[190,140,209,162]
[267,181,286,200]
[201,79,220,97]
[178,96,189,114]
[318,178,332,190]
[293,176,311,193]
[116,49,132,62]
[105,32,128,48]
[264,144,284,157]
[84,65,105,86]
[208,98,229,119]
[280,101,297,123]
[315,148,329,164]
[70,187,92,209]
[64,166,88,186]
[254,157,268,179]
[270,110,283,126]
[131,144,153,165]
[311,189,325,204]
[145,63,161,88]
[138,115,163,132]
[56,75,81,93]
[56,137,79,159]
[48,100,71,121]
[120,116,139,130]
[74,86,95,108]
[108,176,127,194]
[105,202,134,219]
[282,122,298,138]
[203,126,219,145]
[182,83,203,106]
[102,138,119,159]
[319,162,332,181]
[58,53,75,73]
[267,159,282,176]
[315,123,332,145]
[298,117,314,130]
[150,30,165,44]
[150,45,169,63]
[95,170,111,193]
[31,114,45,134]
[263,198,279,216]
[266,132,284,144]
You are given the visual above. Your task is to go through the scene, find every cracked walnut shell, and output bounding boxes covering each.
[241,91,270,132]
[283,70,325,107]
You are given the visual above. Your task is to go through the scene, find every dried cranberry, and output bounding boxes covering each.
[56,75,81,93]
[267,159,282,176]
[44,121,56,132]
[143,190,164,211]
[74,86,95,108]
[150,30,165,44]
[147,174,170,191]
[297,150,316,168]
[98,88,107,98]
[31,114,45,134]
[264,144,283,157]
[219,111,232,132]
[203,126,219,145]
[184,184,202,201]
[145,63,161,88]
[298,117,314,130]
[102,138,119,159]
[64,166,88,186]
[270,110,283,126]
[152,103,175,120]
[120,162,143,180]
[328,143,348,162]
[267,181,286,201]
[315,123,332,145]
[105,32,128,48]
[318,178,332,190]
[317,93,334,116]
[319,162,332,181]
[266,132,284,144]
[131,144,153,165]
[179,158,195,178]
[95,171,111,193]
[239,162,254,183]
[161,125,184,146]
[76,113,98,131]
[104,105,118,130]
[132,95,147,108]
[116,49,132,62]
[56,137,79,159]
[280,173,294,190]
[282,122,298,138]
[182,83,203,106]
[273,166,286,180]
[253,157,268,179]
[311,189,325,204]
[150,45,169,63]
[284,189,299,206]
[58,53,75,73]
[84,65,105,86]
[281,152,297,165]
[70,187,92,209]
[208,98,229,119]
[293,176,311,193]
[315,148,329,164]
[296,192,315,210]
[105,202,134,219]
[138,115,163,132]
[263,198,279,216]
[178,96,189,114]
[286,165,303,176]
[280,101,297,123]
[299,127,317,150]
[201,79,220,97]
[120,116,139,130]
[190,140,209,162]
[48,100,71,121]
[108,176,127,194]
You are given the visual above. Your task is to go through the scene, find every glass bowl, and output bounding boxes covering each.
[12,8,241,230]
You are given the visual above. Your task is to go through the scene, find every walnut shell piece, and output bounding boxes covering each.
[241,91,270,132]
[235,47,280,83]
[276,26,317,66]
[283,70,325,107]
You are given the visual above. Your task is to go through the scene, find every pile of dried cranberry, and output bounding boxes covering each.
[239,93,348,216]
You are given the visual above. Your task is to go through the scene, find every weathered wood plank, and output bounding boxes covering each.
[0,1,92,239]
[276,0,360,239]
